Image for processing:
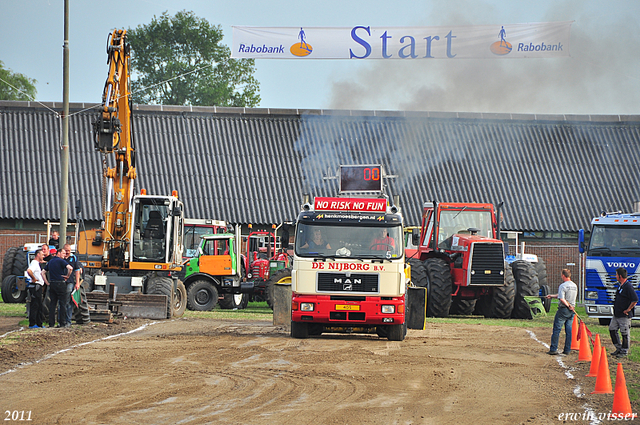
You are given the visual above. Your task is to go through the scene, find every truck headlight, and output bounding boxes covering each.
[300,303,314,312]
[586,291,598,299]
[381,305,395,314]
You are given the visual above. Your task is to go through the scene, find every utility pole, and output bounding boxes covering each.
[60,0,70,246]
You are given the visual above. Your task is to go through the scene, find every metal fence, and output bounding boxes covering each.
[507,243,585,303]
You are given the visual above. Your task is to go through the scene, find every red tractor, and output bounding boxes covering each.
[243,228,291,309]
[406,201,539,319]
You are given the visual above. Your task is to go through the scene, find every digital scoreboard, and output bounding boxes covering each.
[339,165,382,193]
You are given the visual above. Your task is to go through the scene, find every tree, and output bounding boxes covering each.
[128,10,260,107]
[0,61,37,101]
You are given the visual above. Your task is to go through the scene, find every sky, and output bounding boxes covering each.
[1,0,638,115]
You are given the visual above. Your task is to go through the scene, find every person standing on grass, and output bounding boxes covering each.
[25,248,46,328]
[61,243,82,326]
[610,267,638,358]
[43,248,73,328]
[546,269,577,355]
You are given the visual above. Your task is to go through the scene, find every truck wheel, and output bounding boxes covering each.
[511,260,540,319]
[2,247,18,282]
[173,280,187,318]
[265,268,292,310]
[291,321,308,338]
[240,293,249,309]
[219,293,245,309]
[422,258,452,317]
[186,280,218,311]
[450,299,477,316]
[146,276,174,318]
[72,285,91,324]
[387,322,406,341]
[477,263,515,318]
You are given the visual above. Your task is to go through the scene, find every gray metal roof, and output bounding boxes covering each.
[2,100,639,232]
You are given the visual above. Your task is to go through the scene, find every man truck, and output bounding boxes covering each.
[290,165,409,341]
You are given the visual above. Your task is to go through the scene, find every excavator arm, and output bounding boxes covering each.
[92,29,136,266]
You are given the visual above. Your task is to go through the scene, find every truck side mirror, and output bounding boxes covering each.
[578,229,585,253]
[411,228,420,246]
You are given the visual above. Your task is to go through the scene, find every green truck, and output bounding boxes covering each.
[183,227,252,310]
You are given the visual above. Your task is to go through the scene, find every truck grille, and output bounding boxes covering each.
[599,273,639,302]
[468,243,505,286]
[317,273,379,293]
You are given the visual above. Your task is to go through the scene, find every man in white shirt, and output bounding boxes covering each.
[26,248,47,328]
[546,269,578,355]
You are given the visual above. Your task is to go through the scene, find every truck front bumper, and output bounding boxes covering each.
[291,293,405,325]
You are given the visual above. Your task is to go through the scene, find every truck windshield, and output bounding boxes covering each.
[438,210,493,244]
[588,225,640,255]
[295,223,403,259]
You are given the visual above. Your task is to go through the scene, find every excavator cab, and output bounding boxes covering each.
[131,194,184,267]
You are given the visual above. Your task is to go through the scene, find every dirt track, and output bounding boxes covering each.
[0,316,633,424]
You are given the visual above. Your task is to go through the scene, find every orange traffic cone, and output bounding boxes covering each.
[570,315,579,350]
[592,347,613,394]
[587,334,601,377]
[612,363,633,415]
[577,322,592,362]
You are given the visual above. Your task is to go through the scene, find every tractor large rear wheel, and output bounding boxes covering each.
[12,250,28,280]
[476,263,515,318]
[1,247,27,303]
[511,260,540,319]
[265,268,291,310]
[423,258,452,318]
[450,298,477,316]
[2,247,18,281]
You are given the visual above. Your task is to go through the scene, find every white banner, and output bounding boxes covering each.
[232,22,572,59]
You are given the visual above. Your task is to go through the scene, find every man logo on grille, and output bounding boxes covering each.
[343,284,353,291]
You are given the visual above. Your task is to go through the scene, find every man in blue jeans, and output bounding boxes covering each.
[43,248,73,327]
[546,269,578,355]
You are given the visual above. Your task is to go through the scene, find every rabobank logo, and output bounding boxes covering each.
[490,25,512,55]
[290,27,313,57]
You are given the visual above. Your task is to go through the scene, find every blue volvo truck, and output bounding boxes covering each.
[579,212,640,325]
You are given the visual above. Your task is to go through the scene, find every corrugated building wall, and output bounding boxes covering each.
[2,101,639,232]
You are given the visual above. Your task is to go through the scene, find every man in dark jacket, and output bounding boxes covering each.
[610,267,638,358]
[43,248,73,327]
[61,244,82,325]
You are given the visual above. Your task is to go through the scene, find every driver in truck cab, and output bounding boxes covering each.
[301,228,331,251]
[370,228,396,251]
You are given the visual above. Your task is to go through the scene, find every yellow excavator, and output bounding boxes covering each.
[76,29,186,319]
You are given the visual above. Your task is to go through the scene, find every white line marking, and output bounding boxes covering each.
[0,327,24,339]
[0,322,157,377]
[526,329,601,425]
